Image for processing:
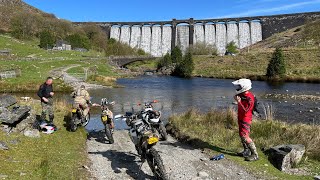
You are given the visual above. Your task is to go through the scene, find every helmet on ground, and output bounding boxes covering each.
[232,78,252,95]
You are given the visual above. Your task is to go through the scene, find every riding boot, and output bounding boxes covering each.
[245,142,259,161]
[237,142,251,157]
[49,115,54,123]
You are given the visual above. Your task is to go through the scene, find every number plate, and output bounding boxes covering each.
[72,109,77,113]
[147,137,159,145]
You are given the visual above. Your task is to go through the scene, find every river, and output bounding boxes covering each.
[84,76,320,131]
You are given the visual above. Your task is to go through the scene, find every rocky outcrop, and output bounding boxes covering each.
[157,65,176,76]
[0,95,31,124]
[265,144,305,171]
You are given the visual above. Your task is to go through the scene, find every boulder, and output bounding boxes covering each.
[0,95,31,124]
[265,144,305,171]
[23,129,40,138]
[0,141,9,150]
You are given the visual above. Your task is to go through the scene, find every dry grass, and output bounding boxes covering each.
[169,108,320,179]
[87,75,121,87]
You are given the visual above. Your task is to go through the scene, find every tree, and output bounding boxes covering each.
[266,48,286,78]
[39,30,55,49]
[171,46,182,64]
[226,41,238,54]
[173,51,194,78]
[82,23,108,51]
[157,53,172,69]
[66,33,91,50]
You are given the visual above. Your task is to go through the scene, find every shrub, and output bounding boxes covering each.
[157,53,172,69]
[173,51,194,78]
[171,46,183,64]
[105,38,144,56]
[188,43,218,55]
[66,33,91,50]
[226,41,238,54]
[266,48,286,78]
[39,30,55,49]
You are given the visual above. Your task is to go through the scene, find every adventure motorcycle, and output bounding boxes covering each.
[70,104,90,132]
[100,98,115,144]
[116,111,168,180]
[140,101,168,141]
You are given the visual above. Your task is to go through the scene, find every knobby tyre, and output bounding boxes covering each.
[146,148,168,180]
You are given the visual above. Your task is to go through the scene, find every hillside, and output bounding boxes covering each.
[0,0,49,32]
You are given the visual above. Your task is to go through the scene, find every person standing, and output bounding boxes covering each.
[232,78,259,161]
[37,77,54,123]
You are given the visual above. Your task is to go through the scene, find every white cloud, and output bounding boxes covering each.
[217,0,320,18]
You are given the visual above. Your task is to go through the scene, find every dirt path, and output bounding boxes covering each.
[51,65,107,90]
[87,130,258,180]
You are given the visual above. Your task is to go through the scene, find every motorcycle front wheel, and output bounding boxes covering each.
[81,113,90,127]
[105,124,114,144]
[146,148,168,180]
[70,114,78,132]
[159,123,168,141]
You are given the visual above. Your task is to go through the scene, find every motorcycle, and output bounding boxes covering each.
[139,101,168,141]
[100,98,115,144]
[119,111,168,180]
[70,103,90,132]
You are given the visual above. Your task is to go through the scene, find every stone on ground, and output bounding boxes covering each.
[266,144,305,171]
[23,129,40,138]
[0,141,9,150]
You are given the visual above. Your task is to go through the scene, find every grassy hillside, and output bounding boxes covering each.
[0,35,116,92]
[0,0,48,32]
[193,20,320,81]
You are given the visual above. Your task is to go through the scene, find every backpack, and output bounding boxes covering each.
[253,96,260,115]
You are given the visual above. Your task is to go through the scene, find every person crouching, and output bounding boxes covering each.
[232,79,259,161]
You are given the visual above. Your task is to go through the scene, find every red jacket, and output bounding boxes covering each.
[237,91,255,123]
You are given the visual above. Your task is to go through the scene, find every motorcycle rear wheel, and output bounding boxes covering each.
[105,124,114,144]
[70,114,78,132]
[146,148,168,180]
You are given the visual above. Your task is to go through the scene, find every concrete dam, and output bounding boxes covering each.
[75,12,320,57]
[108,20,262,56]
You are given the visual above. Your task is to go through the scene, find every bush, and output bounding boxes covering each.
[39,30,55,49]
[226,41,238,54]
[266,48,286,78]
[171,46,183,64]
[188,43,218,55]
[66,34,91,50]
[105,38,145,56]
[173,51,194,78]
[157,53,172,69]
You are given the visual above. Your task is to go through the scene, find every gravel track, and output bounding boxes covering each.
[87,130,258,180]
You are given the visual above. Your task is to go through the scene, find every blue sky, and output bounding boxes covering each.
[24,0,320,22]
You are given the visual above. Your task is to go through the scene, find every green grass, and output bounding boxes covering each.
[193,48,320,81]
[168,109,320,179]
[0,100,88,179]
[0,34,118,92]
[125,59,158,72]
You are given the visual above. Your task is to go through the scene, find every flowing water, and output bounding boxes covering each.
[84,76,320,131]
[19,76,319,131]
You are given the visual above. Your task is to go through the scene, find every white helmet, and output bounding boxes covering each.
[232,79,252,95]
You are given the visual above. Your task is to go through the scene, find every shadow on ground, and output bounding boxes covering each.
[87,130,112,144]
[88,150,155,180]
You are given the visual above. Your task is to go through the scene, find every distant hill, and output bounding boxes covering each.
[0,0,52,32]
[250,19,320,50]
